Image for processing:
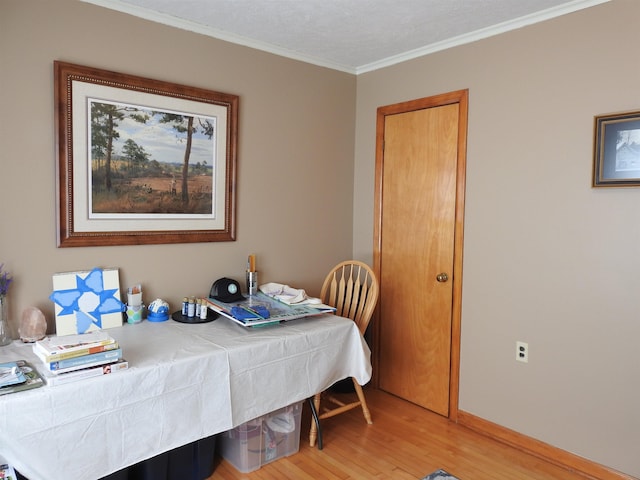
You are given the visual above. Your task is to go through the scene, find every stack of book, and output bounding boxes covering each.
[32,331,128,386]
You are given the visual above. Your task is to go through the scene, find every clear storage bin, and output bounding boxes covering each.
[218,401,303,473]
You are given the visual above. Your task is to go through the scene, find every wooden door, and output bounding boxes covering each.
[373,91,467,418]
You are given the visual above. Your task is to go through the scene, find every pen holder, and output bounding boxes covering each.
[246,271,258,296]
[127,290,142,308]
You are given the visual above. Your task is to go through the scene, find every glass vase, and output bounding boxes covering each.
[0,295,12,346]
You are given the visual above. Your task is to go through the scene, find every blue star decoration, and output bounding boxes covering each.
[50,268,125,333]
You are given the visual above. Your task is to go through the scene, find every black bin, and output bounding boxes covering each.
[17,435,218,480]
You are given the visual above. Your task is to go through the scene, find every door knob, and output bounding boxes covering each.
[436,273,449,283]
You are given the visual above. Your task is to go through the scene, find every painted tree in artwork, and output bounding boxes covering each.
[122,138,150,174]
[156,113,214,206]
[91,102,149,191]
[91,103,123,191]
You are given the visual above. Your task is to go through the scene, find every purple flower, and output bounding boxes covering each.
[0,263,12,297]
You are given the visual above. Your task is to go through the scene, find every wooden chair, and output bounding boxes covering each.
[309,260,379,449]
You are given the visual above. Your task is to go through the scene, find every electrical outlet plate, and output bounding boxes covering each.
[516,341,528,363]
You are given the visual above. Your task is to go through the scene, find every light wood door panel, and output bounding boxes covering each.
[376,102,460,416]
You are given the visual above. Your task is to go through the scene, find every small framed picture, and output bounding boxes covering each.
[593,110,640,187]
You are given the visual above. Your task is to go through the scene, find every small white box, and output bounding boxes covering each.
[219,401,303,473]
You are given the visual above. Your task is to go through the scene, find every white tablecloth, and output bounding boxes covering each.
[0,314,371,480]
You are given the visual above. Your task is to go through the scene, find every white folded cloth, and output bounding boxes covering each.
[259,282,321,305]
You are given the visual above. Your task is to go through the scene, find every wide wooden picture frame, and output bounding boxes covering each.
[54,61,238,246]
[593,110,640,187]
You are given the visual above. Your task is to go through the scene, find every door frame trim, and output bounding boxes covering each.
[372,89,468,420]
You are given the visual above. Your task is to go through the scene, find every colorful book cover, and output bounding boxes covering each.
[0,362,27,388]
[0,360,44,396]
[33,331,117,362]
[0,462,17,480]
[34,341,119,363]
[37,348,122,372]
[45,351,123,375]
[40,359,129,386]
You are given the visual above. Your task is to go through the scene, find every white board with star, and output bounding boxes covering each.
[50,268,125,336]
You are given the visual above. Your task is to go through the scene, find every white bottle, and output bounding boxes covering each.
[199,299,208,320]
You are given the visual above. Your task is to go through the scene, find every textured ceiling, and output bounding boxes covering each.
[82,0,608,74]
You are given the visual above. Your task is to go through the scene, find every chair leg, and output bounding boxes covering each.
[352,378,373,424]
[309,393,323,449]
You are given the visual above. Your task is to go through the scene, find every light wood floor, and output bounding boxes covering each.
[208,388,590,480]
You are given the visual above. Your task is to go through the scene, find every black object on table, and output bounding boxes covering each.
[171,310,218,323]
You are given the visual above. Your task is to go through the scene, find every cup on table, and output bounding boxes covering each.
[126,305,143,324]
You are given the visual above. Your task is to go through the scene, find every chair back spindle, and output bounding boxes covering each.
[321,261,378,335]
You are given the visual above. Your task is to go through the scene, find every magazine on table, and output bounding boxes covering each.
[0,361,27,388]
[0,462,17,480]
[0,360,44,396]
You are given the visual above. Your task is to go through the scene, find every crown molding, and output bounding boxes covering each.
[81,0,610,75]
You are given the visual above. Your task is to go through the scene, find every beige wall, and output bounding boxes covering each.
[354,0,639,477]
[3,0,639,478]
[0,0,356,334]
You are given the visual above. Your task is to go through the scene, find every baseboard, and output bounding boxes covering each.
[457,410,636,480]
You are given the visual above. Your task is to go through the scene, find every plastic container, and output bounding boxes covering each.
[218,401,302,473]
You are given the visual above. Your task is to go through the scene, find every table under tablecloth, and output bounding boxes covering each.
[0,314,371,480]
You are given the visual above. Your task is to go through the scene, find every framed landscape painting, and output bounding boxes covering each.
[54,61,238,246]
